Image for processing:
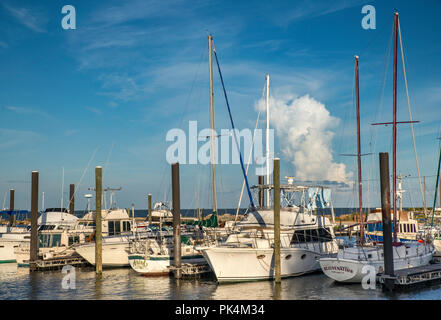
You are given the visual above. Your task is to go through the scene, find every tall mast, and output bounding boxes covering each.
[393,12,398,244]
[265,74,270,207]
[208,35,217,213]
[355,55,364,245]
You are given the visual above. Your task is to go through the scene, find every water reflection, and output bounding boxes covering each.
[1,263,441,300]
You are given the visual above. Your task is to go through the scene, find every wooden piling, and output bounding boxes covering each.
[69,184,75,215]
[379,152,395,291]
[197,208,201,221]
[8,189,14,226]
[30,172,39,264]
[148,194,152,225]
[172,163,182,279]
[273,158,281,283]
[95,166,103,275]
[258,176,264,208]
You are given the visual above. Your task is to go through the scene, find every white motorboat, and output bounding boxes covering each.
[1,208,80,264]
[201,185,339,283]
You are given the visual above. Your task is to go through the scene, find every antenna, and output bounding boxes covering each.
[84,194,93,212]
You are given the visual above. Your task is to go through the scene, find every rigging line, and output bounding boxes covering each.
[234,77,267,211]
[157,45,206,203]
[212,42,256,209]
[367,20,394,211]
[235,93,264,223]
[71,147,99,209]
[398,20,426,216]
[103,142,114,174]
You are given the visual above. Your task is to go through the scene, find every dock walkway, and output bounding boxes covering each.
[29,255,90,272]
[378,263,441,289]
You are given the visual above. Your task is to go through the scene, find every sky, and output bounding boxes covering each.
[0,0,440,211]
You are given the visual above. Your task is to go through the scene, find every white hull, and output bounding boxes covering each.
[434,239,441,256]
[129,254,205,276]
[202,246,332,282]
[75,242,130,267]
[0,243,16,263]
[319,243,434,283]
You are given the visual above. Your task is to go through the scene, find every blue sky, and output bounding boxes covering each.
[0,0,440,211]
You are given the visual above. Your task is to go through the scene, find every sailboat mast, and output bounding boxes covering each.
[208,35,218,213]
[355,55,364,245]
[265,74,270,207]
[393,12,398,243]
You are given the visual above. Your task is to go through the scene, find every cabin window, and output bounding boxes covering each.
[122,221,131,232]
[108,221,121,236]
[38,225,55,231]
[68,236,80,246]
[403,224,407,233]
[291,228,332,244]
[399,224,402,233]
[51,234,62,247]
[115,221,121,234]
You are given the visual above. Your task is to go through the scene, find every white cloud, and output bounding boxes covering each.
[256,93,352,184]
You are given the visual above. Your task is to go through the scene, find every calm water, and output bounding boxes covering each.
[2,263,441,300]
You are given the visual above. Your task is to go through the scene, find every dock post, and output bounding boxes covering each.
[30,171,39,267]
[148,194,152,225]
[258,176,265,208]
[95,166,103,275]
[273,158,281,283]
[197,208,201,221]
[8,189,14,226]
[379,152,394,292]
[172,162,182,279]
[69,184,75,216]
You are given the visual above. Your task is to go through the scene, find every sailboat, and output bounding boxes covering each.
[128,35,221,276]
[319,13,434,283]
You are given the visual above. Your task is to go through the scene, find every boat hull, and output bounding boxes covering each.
[128,254,205,276]
[202,246,331,283]
[319,244,434,283]
[75,242,130,267]
[0,243,16,264]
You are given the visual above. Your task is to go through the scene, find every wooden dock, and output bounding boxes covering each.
[378,263,441,290]
[29,255,90,272]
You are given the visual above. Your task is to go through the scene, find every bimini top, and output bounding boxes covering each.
[236,208,327,228]
[38,209,78,226]
[79,208,130,221]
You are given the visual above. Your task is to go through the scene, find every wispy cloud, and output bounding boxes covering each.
[0,128,42,149]
[271,0,368,26]
[64,129,78,136]
[5,106,54,120]
[85,107,103,115]
[2,3,47,33]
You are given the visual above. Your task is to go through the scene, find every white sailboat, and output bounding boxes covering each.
[319,13,435,283]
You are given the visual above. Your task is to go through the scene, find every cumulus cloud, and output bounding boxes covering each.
[256,93,352,185]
